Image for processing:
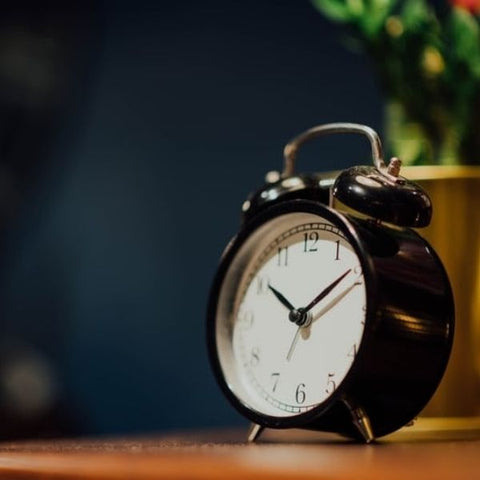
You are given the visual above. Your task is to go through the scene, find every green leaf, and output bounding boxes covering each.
[360,0,398,37]
[401,0,436,33]
[370,0,397,9]
[385,100,435,165]
[310,0,353,23]
[311,0,398,39]
[346,0,364,18]
[449,7,480,78]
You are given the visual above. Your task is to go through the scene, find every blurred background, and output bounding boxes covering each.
[0,0,382,438]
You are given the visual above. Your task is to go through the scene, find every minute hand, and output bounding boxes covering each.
[302,269,352,313]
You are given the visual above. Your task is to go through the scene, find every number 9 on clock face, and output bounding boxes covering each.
[208,203,369,427]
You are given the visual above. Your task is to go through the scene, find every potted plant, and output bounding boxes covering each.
[312,0,480,419]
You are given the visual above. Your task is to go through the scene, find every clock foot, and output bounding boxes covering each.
[247,423,265,443]
[343,399,375,443]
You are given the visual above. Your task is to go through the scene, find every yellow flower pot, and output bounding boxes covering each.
[402,166,480,417]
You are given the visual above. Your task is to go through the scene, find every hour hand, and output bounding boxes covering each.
[268,284,295,311]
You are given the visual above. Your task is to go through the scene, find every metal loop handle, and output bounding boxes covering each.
[282,123,386,177]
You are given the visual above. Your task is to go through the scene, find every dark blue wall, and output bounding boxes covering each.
[0,0,382,435]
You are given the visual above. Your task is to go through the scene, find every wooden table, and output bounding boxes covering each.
[1,418,480,479]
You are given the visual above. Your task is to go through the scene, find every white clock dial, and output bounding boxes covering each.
[216,212,367,418]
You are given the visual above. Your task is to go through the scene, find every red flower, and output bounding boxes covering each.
[450,0,480,13]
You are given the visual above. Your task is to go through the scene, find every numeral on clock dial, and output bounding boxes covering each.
[271,373,280,392]
[239,309,254,329]
[303,231,319,252]
[250,347,260,367]
[334,240,340,260]
[296,383,306,404]
[256,276,270,295]
[326,373,336,394]
[277,246,288,266]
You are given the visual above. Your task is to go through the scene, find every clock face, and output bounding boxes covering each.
[214,210,367,422]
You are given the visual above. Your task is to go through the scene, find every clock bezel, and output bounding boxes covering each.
[206,199,379,430]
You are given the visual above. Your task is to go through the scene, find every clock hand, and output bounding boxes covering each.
[286,326,302,362]
[302,269,352,314]
[268,284,295,311]
[311,275,362,323]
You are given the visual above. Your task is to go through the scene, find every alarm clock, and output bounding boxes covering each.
[207,123,454,443]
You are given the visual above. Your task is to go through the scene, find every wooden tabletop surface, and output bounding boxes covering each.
[1,418,480,479]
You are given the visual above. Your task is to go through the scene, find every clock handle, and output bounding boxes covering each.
[282,123,386,178]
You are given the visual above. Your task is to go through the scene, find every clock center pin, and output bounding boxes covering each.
[288,308,312,327]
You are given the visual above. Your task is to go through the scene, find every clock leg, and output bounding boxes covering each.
[247,423,265,443]
[343,398,375,443]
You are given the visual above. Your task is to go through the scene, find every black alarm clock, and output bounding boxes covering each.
[207,123,454,443]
